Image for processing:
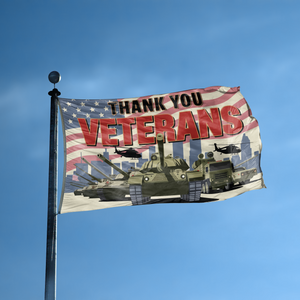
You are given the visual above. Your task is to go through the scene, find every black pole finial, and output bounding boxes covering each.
[48,71,61,88]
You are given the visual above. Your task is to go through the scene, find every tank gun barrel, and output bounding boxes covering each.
[157,133,165,167]
[70,182,86,188]
[97,153,129,179]
[75,164,104,183]
[74,172,96,184]
[235,154,259,168]
[81,157,113,180]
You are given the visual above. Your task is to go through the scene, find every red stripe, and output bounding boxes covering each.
[66,132,84,142]
[67,143,103,155]
[240,110,252,120]
[244,119,259,131]
[233,98,247,109]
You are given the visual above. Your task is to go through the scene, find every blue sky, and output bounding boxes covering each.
[1,1,300,299]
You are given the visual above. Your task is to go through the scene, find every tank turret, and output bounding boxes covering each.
[128,133,198,205]
[139,133,189,173]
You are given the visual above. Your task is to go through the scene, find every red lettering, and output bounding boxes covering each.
[78,118,99,146]
[221,106,243,135]
[197,108,223,139]
[100,118,118,146]
[117,118,136,146]
[154,114,176,142]
[177,111,199,141]
[136,116,155,144]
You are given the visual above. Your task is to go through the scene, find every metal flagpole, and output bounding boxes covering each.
[45,71,61,300]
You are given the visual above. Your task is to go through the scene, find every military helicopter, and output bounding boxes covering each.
[213,143,241,154]
[114,146,142,158]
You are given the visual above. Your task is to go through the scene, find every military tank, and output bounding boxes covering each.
[73,159,112,198]
[73,156,130,201]
[95,153,131,201]
[127,133,206,205]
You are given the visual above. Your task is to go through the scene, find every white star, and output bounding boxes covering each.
[68,119,73,124]
[76,108,81,112]
[104,106,109,111]
[90,107,95,112]
[95,101,99,106]
[63,107,67,112]
[72,113,77,118]
[86,113,90,118]
[67,102,71,106]
[81,102,85,106]
[99,113,104,117]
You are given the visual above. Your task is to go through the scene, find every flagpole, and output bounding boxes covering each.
[45,72,61,300]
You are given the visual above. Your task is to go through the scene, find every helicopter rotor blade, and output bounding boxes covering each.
[208,142,253,146]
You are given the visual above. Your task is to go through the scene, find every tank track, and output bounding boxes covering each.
[181,181,202,202]
[130,185,150,205]
[97,188,127,201]
[202,179,211,194]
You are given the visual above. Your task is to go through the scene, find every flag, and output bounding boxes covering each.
[58,86,265,214]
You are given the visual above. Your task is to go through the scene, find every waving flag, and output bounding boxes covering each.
[58,86,265,214]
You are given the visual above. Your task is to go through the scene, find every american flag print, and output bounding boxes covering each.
[58,86,265,214]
